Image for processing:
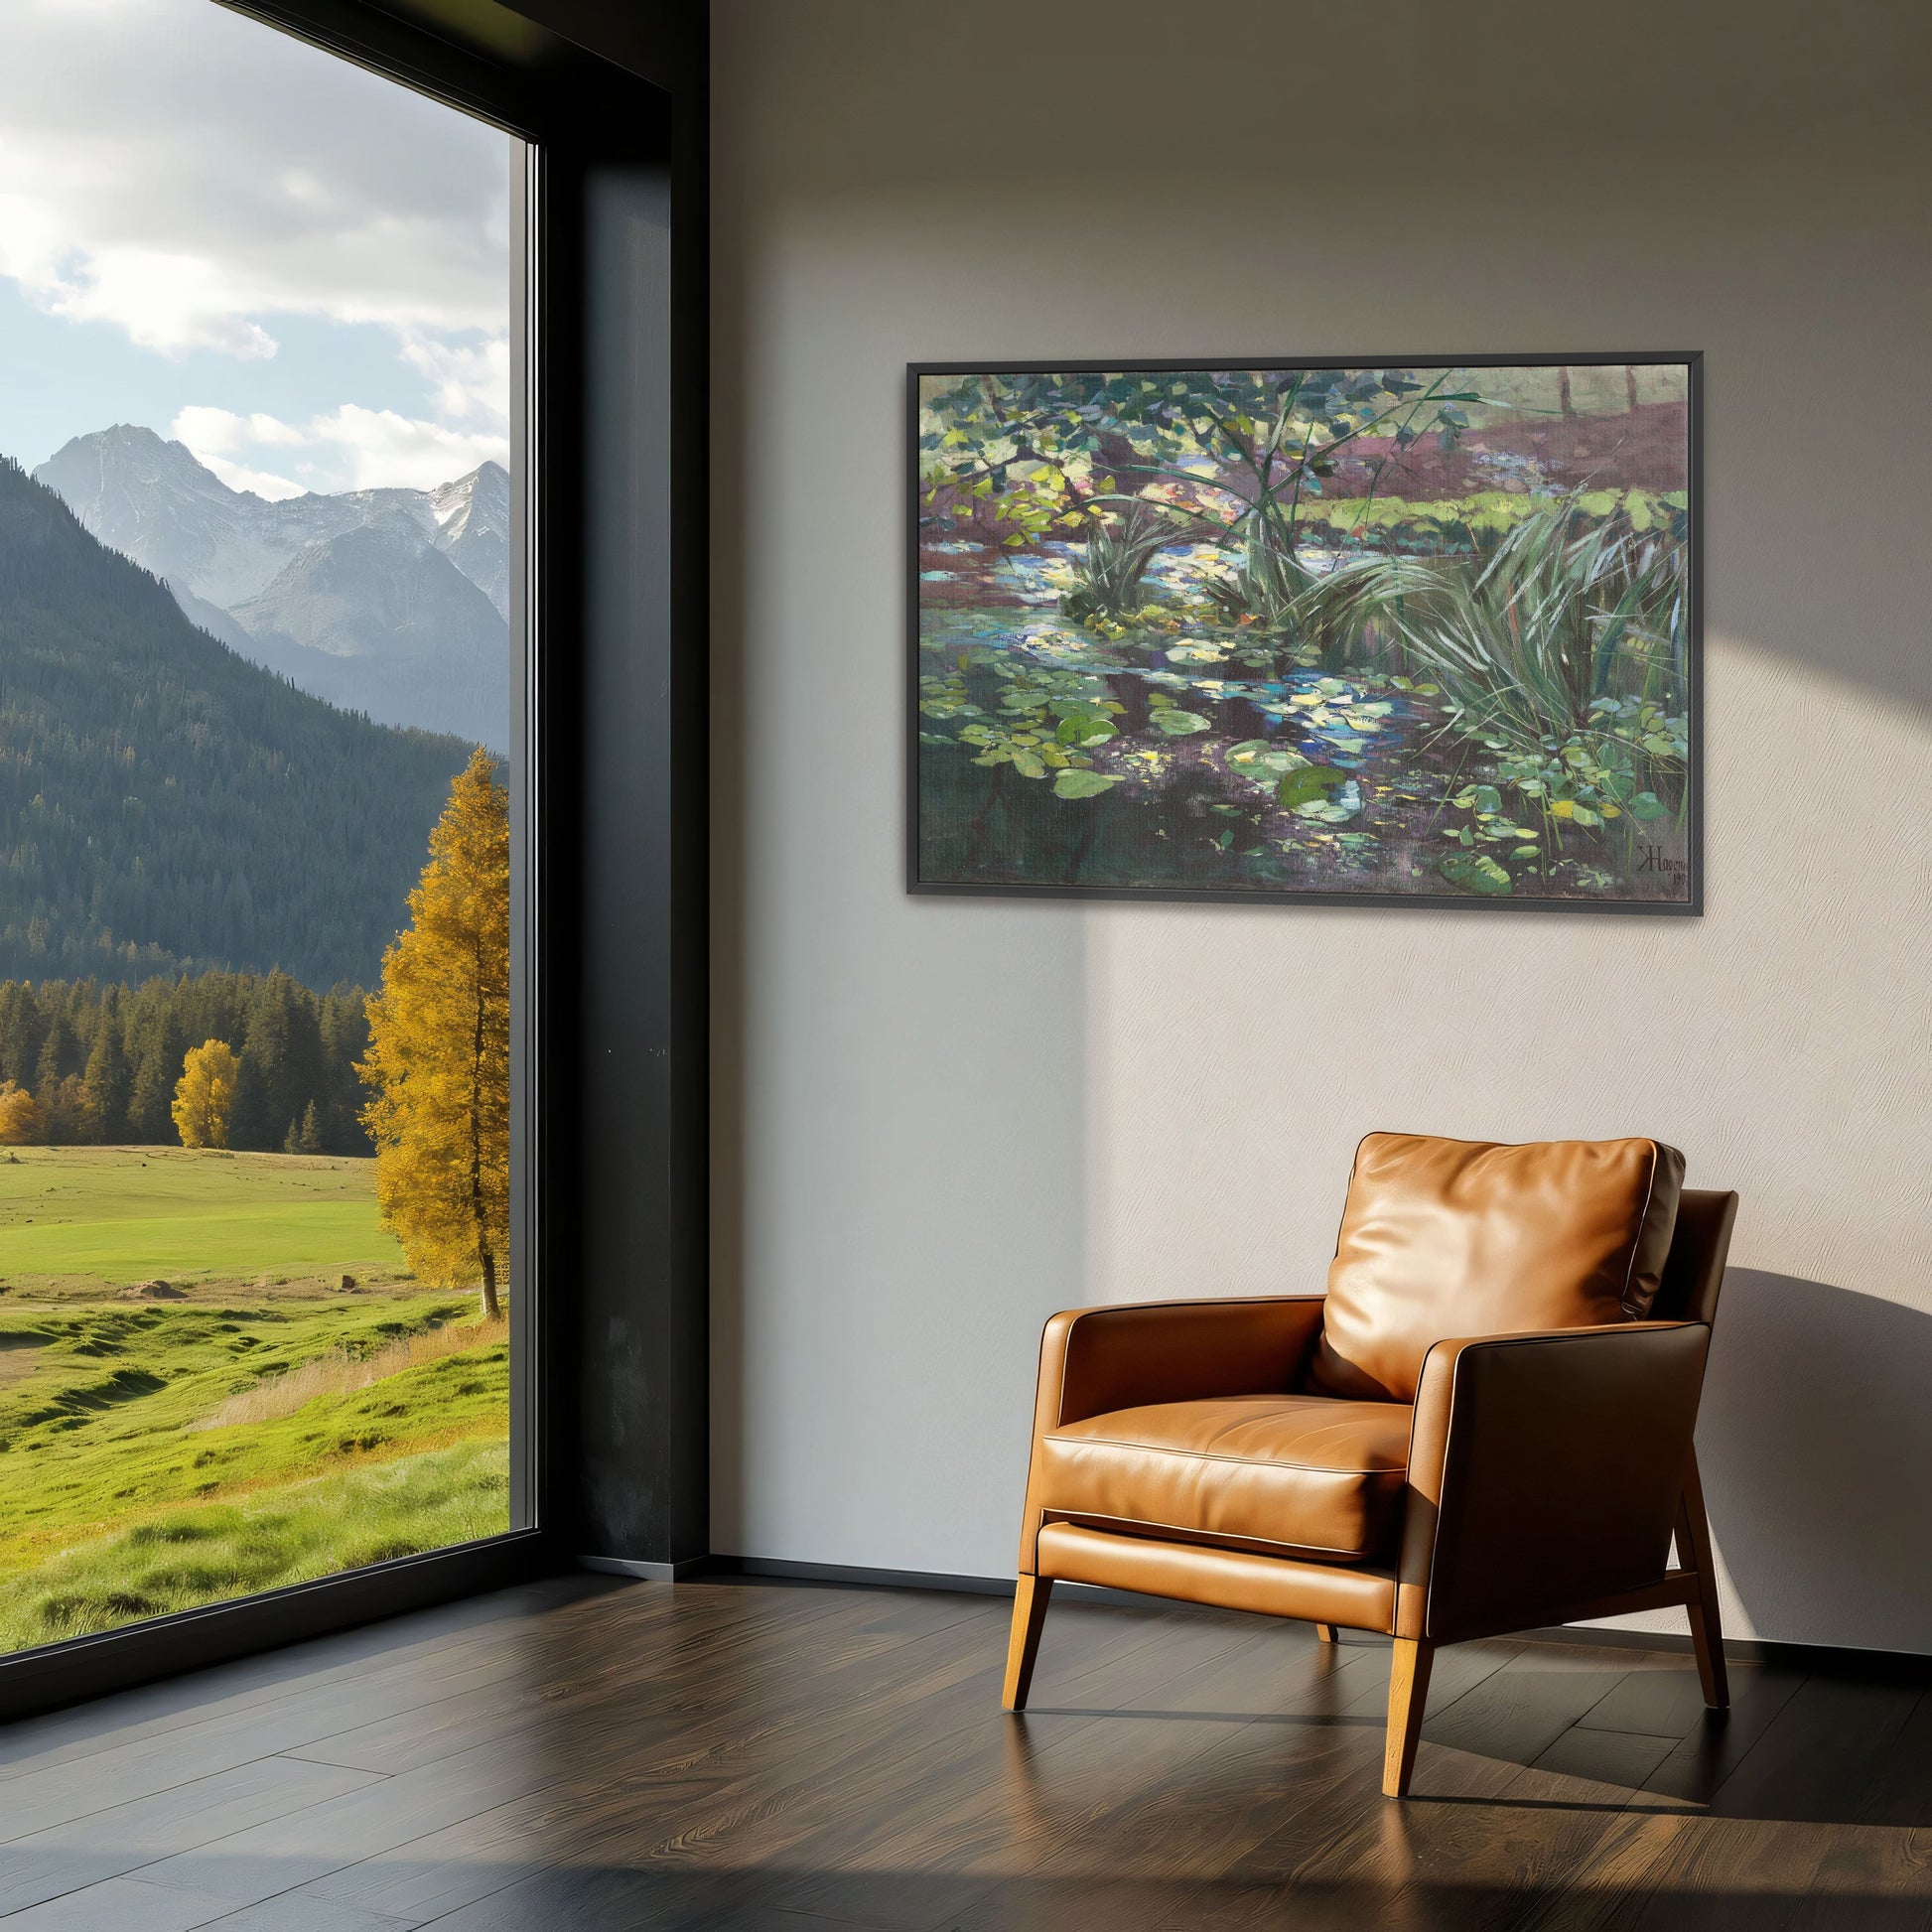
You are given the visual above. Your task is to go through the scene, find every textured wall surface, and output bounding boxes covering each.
[710,0,1932,1648]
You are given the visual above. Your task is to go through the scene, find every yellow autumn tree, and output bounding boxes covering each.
[172,1040,239,1149]
[358,749,510,1318]
[0,1079,42,1146]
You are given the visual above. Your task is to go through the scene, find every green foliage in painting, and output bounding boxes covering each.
[921,366,1485,624]
[916,362,1695,903]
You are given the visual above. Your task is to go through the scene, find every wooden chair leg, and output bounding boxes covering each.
[1382,1638,1434,1799]
[1677,1448,1728,1710]
[1003,1575,1052,1712]
[1313,1622,1338,1644]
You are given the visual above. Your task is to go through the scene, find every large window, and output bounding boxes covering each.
[0,0,527,1652]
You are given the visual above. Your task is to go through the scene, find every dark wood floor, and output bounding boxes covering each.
[1,1575,1928,1930]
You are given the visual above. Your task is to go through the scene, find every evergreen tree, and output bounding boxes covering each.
[35,1014,81,1091]
[38,1074,85,1145]
[0,982,43,1087]
[80,1016,130,1142]
[240,972,323,1152]
[297,1100,325,1155]
[358,750,510,1318]
[229,1036,271,1152]
[127,1031,184,1143]
[0,969,374,1152]
[320,987,373,1154]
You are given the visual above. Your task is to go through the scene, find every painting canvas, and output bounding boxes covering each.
[909,358,1700,910]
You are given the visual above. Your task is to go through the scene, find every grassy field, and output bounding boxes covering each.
[0,1148,508,1652]
[0,1145,407,1288]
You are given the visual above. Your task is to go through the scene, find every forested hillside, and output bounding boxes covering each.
[0,971,370,1154]
[0,457,477,986]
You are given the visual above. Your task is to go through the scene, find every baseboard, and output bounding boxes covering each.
[578,1554,711,1583]
[688,1554,1932,1678]
[697,1554,1014,1595]
[696,1553,1160,1611]
[0,1528,553,1724]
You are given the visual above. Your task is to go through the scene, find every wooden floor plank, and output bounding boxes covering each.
[134,1587,1012,1924]
[0,1756,384,1918]
[0,1576,1926,1932]
[411,1601,1285,1930]
[0,1580,610,1782]
[1705,1676,1919,1823]
[0,1875,249,1932]
[289,1594,1183,1927]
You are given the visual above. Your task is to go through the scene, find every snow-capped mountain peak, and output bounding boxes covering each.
[31,426,512,747]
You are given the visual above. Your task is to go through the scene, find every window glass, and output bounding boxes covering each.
[0,0,522,1651]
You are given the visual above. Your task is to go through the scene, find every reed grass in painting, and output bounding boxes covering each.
[912,361,1696,906]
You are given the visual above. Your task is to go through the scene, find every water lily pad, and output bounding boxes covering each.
[1053,768,1118,800]
[1152,709,1211,735]
[1277,765,1347,811]
[1441,853,1513,897]
[1227,740,1311,782]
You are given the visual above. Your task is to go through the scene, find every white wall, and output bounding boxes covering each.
[710,0,1932,1650]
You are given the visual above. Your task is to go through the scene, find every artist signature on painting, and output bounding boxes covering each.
[1634,845,1687,877]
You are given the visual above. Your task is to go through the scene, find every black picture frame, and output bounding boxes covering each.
[906,353,1703,916]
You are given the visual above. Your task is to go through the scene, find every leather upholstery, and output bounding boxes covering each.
[1036,1394,1410,1564]
[1035,1524,1398,1631]
[1397,1320,1710,1639]
[1018,1298,1325,1573]
[1010,1156,1735,1661]
[1308,1132,1686,1402]
[1650,1189,1737,1326]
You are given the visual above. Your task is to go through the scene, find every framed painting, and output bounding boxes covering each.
[907,356,1701,912]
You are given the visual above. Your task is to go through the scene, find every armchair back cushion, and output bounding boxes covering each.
[1307,1133,1686,1403]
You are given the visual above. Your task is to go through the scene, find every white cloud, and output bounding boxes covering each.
[0,0,510,353]
[398,333,511,425]
[172,402,507,498]
[1,0,512,490]
[309,404,508,491]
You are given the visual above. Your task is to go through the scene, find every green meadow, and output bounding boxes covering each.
[0,1145,406,1288]
[0,1148,509,1651]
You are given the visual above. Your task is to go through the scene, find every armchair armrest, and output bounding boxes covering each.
[1396,1320,1710,1641]
[1017,1298,1325,1574]
[1033,1297,1327,1436]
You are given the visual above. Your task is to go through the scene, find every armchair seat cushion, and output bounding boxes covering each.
[1035,1393,1411,1564]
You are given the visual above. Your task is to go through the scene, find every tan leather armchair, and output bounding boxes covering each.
[1003,1134,1737,1798]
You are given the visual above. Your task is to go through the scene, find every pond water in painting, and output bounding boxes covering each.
[914,365,1695,905]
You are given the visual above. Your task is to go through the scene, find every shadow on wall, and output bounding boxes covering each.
[1700,1270,1932,1657]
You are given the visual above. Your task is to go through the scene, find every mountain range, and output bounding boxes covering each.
[34,426,509,750]
[0,456,475,988]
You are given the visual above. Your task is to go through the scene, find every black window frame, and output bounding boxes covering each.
[0,0,709,1721]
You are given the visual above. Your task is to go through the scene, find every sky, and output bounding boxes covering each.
[0,0,513,496]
